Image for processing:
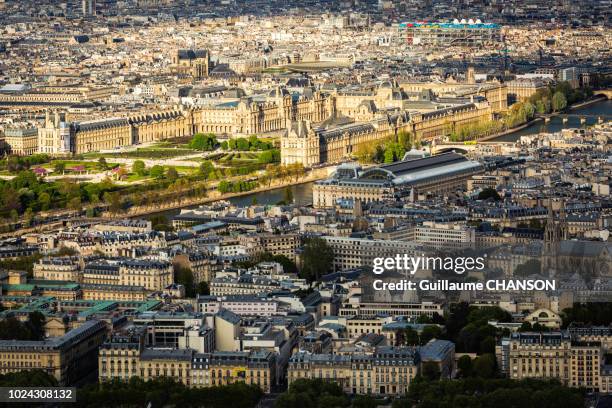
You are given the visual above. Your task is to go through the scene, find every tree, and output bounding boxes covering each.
[37,192,51,211]
[68,196,82,210]
[189,133,217,151]
[97,157,108,171]
[77,379,262,408]
[196,281,210,295]
[398,131,412,149]
[422,362,441,381]
[352,395,378,408]
[53,162,65,174]
[384,147,395,163]
[478,187,501,201]
[457,355,473,377]
[394,377,584,408]
[236,138,250,151]
[472,353,497,378]
[300,237,334,282]
[104,191,122,213]
[271,254,298,274]
[218,180,231,194]
[132,160,146,176]
[552,91,567,112]
[166,166,179,182]
[0,370,58,387]
[399,327,420,346]
[22,207,34,227]
[150,165,165,179]
[174,267,195,297]
[275,379,348,408]
[199,160,214,178]
[420,325,442,344]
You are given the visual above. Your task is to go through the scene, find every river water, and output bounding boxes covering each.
[152,100,610,218]
[492,99,611,142]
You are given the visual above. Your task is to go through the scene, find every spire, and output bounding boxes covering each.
[547,197,554,221]
[558,199,568,241]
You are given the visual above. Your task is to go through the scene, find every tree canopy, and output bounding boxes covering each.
[300,237,334,282]
[77,378,262,408]
[188,133,218,151]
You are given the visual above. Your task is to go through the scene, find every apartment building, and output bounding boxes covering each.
[322,236,418,271]
[346,316,392,339]
[210,275,280,296]
[288,347,419,396]
[100,343,276,393]
[2,127,38,155]
[33,256,82,281]
[99,329,145,383]
[497,332,602,391]
[195,350,277,392]
[238,233,301,261]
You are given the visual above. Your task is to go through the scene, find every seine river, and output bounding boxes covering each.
[153,99,610,217]
[492,99,611,142]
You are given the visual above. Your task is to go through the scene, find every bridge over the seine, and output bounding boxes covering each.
[594,89,612,99]
[431,141,516,155]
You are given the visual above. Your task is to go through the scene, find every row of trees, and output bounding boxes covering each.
[2,154,51,173]
[0,370,58,387]
[276,379,379,408]
[449,119,506,142]
[355,131,415,164]
[77,378,262,408]
[220,135,274,151]
[218,180,258,194]
[393,377,585,408]
[260,163,307,187]
[561,302,612,328]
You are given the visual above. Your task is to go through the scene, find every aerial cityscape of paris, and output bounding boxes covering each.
[0,0,610,406]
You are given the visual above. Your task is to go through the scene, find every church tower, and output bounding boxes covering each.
[542,198,568,276]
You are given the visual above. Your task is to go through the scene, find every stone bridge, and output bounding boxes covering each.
[431,141,515,155]
[594,89,612,99]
